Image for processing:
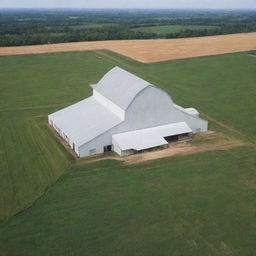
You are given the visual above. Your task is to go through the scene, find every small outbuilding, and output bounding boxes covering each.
[48,66,208,157]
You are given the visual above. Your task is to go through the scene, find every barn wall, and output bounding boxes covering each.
[79,128,116,157]
[112,139,122,156]
[121,86,179,129]
[115,85,207,133]
[48,117,80,155]
[79,86,208,157]
[173,106,208,133]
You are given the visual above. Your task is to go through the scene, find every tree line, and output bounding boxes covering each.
[0,9,255,46]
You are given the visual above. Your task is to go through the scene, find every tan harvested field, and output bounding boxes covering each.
[0,32,256,62]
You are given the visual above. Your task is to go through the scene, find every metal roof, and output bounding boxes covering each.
[48,97,123,147]
[94,66,150,110]
[112,122,192,151]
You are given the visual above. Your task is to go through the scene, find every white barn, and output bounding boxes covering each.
[48,67,208,157]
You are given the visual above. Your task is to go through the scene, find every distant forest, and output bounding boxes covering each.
[0,9,256,46]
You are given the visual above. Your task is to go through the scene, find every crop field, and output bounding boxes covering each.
[132,24,219,35]
[0,32,256,63]
[70,23,116,30]
[0,50,255,255]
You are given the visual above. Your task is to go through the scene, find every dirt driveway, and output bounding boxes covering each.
[78,131,252,165]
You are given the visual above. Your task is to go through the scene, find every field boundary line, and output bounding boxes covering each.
[0,33,256,63]
[201,113,245,137]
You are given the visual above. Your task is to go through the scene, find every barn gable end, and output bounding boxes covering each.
[48,66,208,157]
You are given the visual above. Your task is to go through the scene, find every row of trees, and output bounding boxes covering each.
[0,10,255,46]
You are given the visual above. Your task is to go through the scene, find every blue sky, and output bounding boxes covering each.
[0,0,255,9]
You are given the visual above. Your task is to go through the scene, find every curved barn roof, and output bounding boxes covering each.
[94,66,150,110]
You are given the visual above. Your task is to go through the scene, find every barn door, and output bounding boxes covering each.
[104,145,112,152]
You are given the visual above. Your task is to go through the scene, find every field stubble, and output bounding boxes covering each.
[0,33,256,63]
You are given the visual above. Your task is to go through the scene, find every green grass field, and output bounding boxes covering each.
[0,51,117,220]
[0,50,255,255]
[1,147,256,256]
[132,25,219,35]
[70,23,116,30]
[0,118,73,220]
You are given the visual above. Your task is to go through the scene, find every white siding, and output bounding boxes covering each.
[93,89,125,120]
[78,86,208,157]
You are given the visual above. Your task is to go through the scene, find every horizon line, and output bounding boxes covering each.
[0,7,256,10]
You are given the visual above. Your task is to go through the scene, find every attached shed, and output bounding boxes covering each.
[48,66,208,157]
[112,122,192,156]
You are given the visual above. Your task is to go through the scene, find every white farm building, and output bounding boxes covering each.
[48,67,208,157]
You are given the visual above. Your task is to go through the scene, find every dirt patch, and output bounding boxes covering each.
[77,155,120,165]
[0,33,256,63]
[82,131,251,165]
[123,138,248,165]
[243,180,256,189]
[220,241,233,255]
[187,240,198,249]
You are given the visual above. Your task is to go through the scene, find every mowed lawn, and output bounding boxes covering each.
[1,148,256,256]
[0,50,255,255]
[0,118,73,221]
[132,25,219,35]
[0,51,119,220]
